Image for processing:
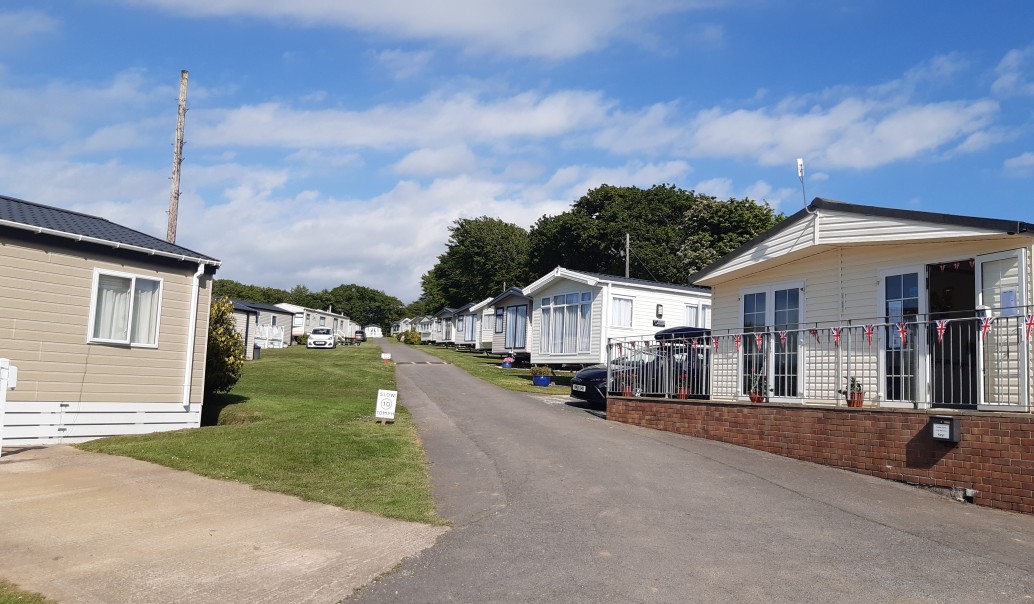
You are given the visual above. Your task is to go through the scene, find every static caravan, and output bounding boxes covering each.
[364,325,383,338]
[453,302,478,348]
[526,267,712,367]
[0,193,219,445]
[469,297,495,350]
[691,198,1034,412]
[431,307,457,345]
[275,303,355,342]
[489,287,532,361]
[417,316,433,342]
[231,299,259,360]
[236,301,293,348]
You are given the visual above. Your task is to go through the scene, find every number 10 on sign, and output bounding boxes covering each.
[376,389,398,421]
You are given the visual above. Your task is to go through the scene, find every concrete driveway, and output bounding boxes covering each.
[354,340,1034,603]
[0,445,445,603]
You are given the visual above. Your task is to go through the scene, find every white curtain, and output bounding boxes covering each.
[93,275,131,341]
[701,304,712,328]
[578,299,591,352]
[131,278,160,345]
[564,305,578,353]
[612,297,632,328]
[541,306,552,353]
[515,305,527,348]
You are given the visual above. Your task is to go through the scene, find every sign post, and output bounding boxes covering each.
[0,358,18,459]
[375,389,398,424]
[381,352,392,366]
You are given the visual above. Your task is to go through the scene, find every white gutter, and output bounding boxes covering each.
[0,218,221,267]
[182,262,206,409]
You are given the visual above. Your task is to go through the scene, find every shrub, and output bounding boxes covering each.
[529,365,552,377]
[205,297,245,400]
[296,334,308,346]
[402,329,421,345]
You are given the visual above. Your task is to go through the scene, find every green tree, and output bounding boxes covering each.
[680,196,784,274]
[205,297,245,400]
[423,216,533,308]
[326,284,404,329]
[212,279,290,304]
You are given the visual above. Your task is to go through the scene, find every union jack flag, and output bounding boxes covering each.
[863,324,875,347]
[1026,314,1034,341]
[712,337,719,352]
[778,331,787,346]
[896,322,908,348]
[754,332,765,350]
[810,329,821,344]
[830,327,841,348]
[934,319,950,345]
[734,335,741,352]
[616,343,623,356]
[980,316,995,341]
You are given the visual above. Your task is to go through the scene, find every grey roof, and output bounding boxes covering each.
[690,197,1034,283]
[488,287,529,306]
[230,299,259,314]
[233,300,295,315]
[0,193,219,264]
[575,270,710,294]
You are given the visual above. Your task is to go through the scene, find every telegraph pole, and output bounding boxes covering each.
[167,70,188,244]
[625,232,630,278]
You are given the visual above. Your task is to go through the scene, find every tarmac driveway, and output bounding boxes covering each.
[354,340,1034,603]
[0,445,445,603]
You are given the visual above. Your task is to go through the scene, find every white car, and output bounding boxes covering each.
[306,327,336,349]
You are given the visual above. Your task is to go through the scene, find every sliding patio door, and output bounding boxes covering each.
[741,284,802,400]
[975,250,1029,410]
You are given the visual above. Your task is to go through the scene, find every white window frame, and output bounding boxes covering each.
[685,303,699,328]
[611,295,634,329]
[877,264,928,408]
[86,268,164,348]
[539,291,592,355]
[738,280,805,402]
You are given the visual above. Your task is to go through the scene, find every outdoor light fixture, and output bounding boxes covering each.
[656,304,663,317]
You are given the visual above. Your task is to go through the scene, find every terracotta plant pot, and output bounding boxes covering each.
[676,387,688,400]
[621,386,633,397]
[748,393,764,403]
[847,391,864,407]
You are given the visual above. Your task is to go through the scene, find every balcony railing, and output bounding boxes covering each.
[606,310,1034,412]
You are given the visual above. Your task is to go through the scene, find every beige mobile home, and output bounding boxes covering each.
[0,193,220,445]
[692,198,1034,412]
[231,299,259,360]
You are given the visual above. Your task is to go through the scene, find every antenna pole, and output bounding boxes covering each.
[797,157,807,208]
[167,70,189,244]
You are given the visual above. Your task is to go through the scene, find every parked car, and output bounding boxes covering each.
[570,326,710,404]
[354,330,367,344]
[306,327,336,349]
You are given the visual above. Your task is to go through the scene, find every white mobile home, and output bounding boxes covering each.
[454,302,478,348]
[692,198,1034,411]
[275,303,355,342]
[469,297,495,350]
[489,287,532,361]
[526,267,712,366]
[431,307,457,345]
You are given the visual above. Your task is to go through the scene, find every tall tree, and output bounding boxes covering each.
[679,196,784,274]
[422,216,533,308]
[212,279,290,304]
[326,284,404,328]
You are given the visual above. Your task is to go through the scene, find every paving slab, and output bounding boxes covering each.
[0,446,446,604]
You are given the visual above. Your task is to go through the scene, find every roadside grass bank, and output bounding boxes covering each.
[78,345,440,525]
[0,580,55,604]
[407,344,575,394]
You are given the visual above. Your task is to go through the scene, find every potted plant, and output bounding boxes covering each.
[501,355,514,369]
[747,373,767,403]
[839,377,865,407]
[530,365,552,387]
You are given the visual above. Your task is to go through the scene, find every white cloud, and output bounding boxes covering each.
[374,49,434,80]
[539,160,691,201]
[992,46,1034,97]
[1004,151,1034,173]
[0,10,59,51]
[394,145,477,176]
[121,0,703,59]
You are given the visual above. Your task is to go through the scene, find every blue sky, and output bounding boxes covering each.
[1,1,1033,302]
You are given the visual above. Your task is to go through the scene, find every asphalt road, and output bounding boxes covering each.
[353,341,1034,603]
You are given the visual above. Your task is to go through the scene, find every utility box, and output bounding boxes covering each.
[930,415,961,444]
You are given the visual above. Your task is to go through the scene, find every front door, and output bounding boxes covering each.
[927,260,977,408]
[976,250,1029,410]
[741,286,801,400]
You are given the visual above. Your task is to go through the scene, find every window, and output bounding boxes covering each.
[271,316,278,327]
[495,307,504,333]
[319,316,326,327]
[686,303,713,328]
[701,304,712,328]
[741,284,801,398]
[611,296,633,328]
[505,304,528,348]
[293,313,303,327]
[540,292,592,354]
[89,270,162,347]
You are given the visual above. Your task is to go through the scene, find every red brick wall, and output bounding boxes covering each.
[608,398,1034,515]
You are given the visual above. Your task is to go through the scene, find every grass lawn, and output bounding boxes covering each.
[78,345,439,525]
[0,580,55,604]
[408,344,577,394]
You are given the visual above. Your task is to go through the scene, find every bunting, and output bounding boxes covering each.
[754,332,765,350]
[712,337,719,352]
[830,327,841,348]
[1026,314,1034,341]
[810,329,821,344]
[778,331,788,346]
[734,335,741,352]
[896,322,908,348]
[863,324,875,347]
[980,316,995,341]
[934,319,950,345]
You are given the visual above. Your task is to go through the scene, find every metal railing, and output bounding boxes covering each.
[607,310,1034,411]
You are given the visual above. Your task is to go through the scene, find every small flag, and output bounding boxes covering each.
[1025,314,1034,341]
[778,331,787,346]
[712,337,719,352]
[863,324,875,347]
[734,335,741,352]
[939,264,945,271]
[980,316,995,341]
[935,319,950,345]
[954,262,960,270]
[616,343,623,355]
[830,327,841,347]
[896,322,908,347]
[810,329,821,344]
[754,333,765,350]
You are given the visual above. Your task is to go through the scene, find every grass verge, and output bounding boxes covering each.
[77,345,440,525]
[0,580,55,604]
[408,344,576,394]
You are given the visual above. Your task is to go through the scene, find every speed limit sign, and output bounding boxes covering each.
[375,389,398,421]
